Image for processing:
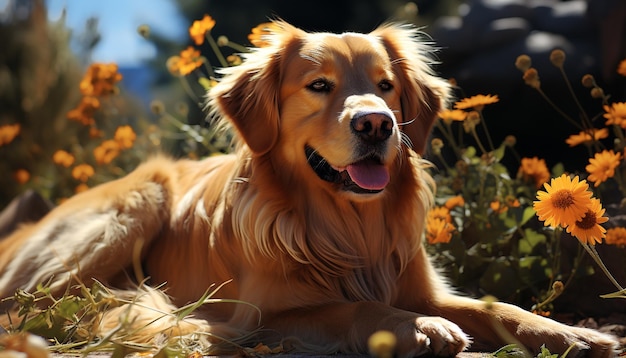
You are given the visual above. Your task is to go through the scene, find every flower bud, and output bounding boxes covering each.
[503,135,517,147]
[523,68,541,89]
[591,87,604,99]
[217,35,229,47]
[549,49,565,68]
[137,24,150,39]
[581,74,595,88]
[150,100,165,115]
[515,54,531,72]
[431,138,444,154]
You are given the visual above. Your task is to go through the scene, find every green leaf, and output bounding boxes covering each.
[492,344,526,358]
[535,344,559,358]
[518,228,547,255]
[520,207,536,226]
[492,144,506,162]
[198,77,213,90]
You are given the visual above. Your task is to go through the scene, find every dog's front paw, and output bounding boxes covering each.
[391,316,470,357]
[519,323,619,358]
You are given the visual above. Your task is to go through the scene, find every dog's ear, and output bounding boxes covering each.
[209,21,304,155]
[371,24,450,155]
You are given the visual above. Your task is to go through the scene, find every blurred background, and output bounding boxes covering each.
[0,0,625,207]
[1,0,626,320]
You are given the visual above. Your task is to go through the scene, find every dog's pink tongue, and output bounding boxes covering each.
[346,160,390,190]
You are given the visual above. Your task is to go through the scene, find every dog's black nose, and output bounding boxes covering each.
[351,112,393,143]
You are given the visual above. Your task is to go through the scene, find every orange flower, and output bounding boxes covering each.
[426,217,455,244]
[534,174,593,228]
[114,125,136,149]
[0,123,20,146]
[605,227,626,247]
[189,14,216,45]
[14,169,30,184]
[586,150,622,187]
[79,63,123,97]
[52,150,75,168]
[248,22,280,47]
[565,128,608,147]
[428,206,452,224]
[490,200,507,214]
[72,164,95,182]
[565,198,607,245]
[603,102,626,128]
[167,47,203,76]
[75,183,89,193]
[454,94,499,111]
[67,96,100,125]
[618,59,626,77]
[518,157,551,189]
[444,195,465,210]
[94,140,120,164]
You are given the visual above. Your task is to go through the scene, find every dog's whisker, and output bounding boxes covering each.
[398,117,417,127]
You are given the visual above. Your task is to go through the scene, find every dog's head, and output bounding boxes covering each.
[210,21,449,200]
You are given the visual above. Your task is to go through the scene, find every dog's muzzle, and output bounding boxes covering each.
[305,146,389,194]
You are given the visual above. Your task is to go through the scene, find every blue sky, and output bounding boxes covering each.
[46,0,187,66]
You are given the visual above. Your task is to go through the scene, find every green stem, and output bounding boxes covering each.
[535,87,584,131]
[206,32,228,68]
[478,110,495,152]
[582,243,624,292]
[226,41,250,53]
[558,67,592,129]
[470,127,488,155]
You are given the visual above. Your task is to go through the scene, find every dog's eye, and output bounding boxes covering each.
[378,80,394,92]
[307,79,334,93]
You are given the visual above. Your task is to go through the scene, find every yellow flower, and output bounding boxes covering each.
[94,140,121,164]
[586,150,622,187]
[14,169,30,184]
[603,102,626,128]
[52,150,75,168]
[454,94,499,111]
[534,174,593,228]
[114,125,136,149]
[0,123,20,146]
[189,14,216,45]
[605,227,626,247]
[438,109,467,124]
[72,164,95,182]
[565,198,607,245]
[248,22,280,47]
[565,128,608,147]
[444,195,465,210]
[518,157,551,189]
[618,59,626,77]
[426,217,455,244]
[167,47,203,76]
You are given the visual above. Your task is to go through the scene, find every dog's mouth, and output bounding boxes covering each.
[305,146,389,194]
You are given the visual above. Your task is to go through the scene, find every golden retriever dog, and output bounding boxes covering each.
[0,21,619,357]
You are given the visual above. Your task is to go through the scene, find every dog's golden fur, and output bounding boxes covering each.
[0,22,619,357]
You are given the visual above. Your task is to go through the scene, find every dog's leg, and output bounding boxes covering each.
[258,301,470,357]
[395,250,620,358]
[426,293,619,357]
[0,160,174,304]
